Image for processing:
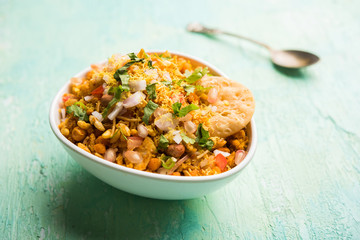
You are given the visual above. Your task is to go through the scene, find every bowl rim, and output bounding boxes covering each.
[49,50,257,183]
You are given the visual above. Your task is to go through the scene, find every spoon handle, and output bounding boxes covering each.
[187,23,271,50]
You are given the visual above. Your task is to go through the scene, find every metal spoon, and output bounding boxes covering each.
[187,22,320,69]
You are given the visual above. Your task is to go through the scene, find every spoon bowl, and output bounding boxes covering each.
[270,50,320,68]
[187,22,320,69]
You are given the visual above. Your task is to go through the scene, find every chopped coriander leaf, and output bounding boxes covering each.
[184,70,192,78]
[184,85,195,95]
[159,53,171,60]
[179,104,199,117]
[119,127,128,141]
[102,98,118,118]
[161,81,172,89]
[176,79,183,86]
[142,100,158,124]
[161,156,176,169]
[66,102,89,122]
[181,132,195,144]
[182,67,209,84]
[146,83,157,100]
[148,60,154,69]
[204,139,214,150]
[127,52,142,61]
[113,53,145,90]
[195,123,214,150]
[111,128,120,139]
[195,85,211,92]
[172,102,182,116]
[108,86,124,98]
[184,85,210,95]
[102,86,124,118]
[158,135,169,150]
[172,102,199,117]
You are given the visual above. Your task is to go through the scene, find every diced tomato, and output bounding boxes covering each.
[215,154,228,171]
[91,85,104,96]
[171,93,186,104]
[62,93,74,103]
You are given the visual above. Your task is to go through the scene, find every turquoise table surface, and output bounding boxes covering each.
[1,0,360,239]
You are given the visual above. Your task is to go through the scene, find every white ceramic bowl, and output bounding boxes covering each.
[49,51,257,200]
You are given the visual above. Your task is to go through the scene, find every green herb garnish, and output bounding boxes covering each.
[146,83,157,100]
[66,102,89,122]
[148,60,154,69]
[158,135,169,150]
[159,53,171,60]
[172,102,199,117]
[142,100,158,124]
[195,85,211,92]
[195,123,214,150]
[128,52,142,61]
[182,67,209,84]
[161,80,172,89]
[181,132,195,144]
[102,86,124,118]
[161,155,176,169]
[183,85,211,96]
[179,104,199,117]
[119,127,128,141]
[113,53,145,90]
[111,128,120,139]
[172,102,182,117]
[184,85,195,95]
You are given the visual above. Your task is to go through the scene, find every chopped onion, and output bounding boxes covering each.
[107,102,123,121]
[154,113,178,131]
[208,88,218,104]
[173,132,182,144]
[118,107,127,116]
[127,137,144,150]
[157,167,169,175]
[103,87,109,95]
[200,159,209,168]
[124,151,143,164]
[163,72,171,81]
[235,150,246,165]
[103,75,110,82]
[113,53,130,62]
[123,91,145,108]
[137,124,148,138]
[154,108,168,118]
[214,150,231,158]
[184,121,197,134]
[178,113,192,122]
[60,108,66,121]
[211,105,217,112]
[92,111,103,122]
[129,80,146,92]
[145,69,159,80]
[70,77,82,86]
[84,95,94,102]
[172,130,181,135]
[106,63,115,72]
[104,148,117,162]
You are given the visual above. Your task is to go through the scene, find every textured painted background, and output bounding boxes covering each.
[1,0,360,239]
